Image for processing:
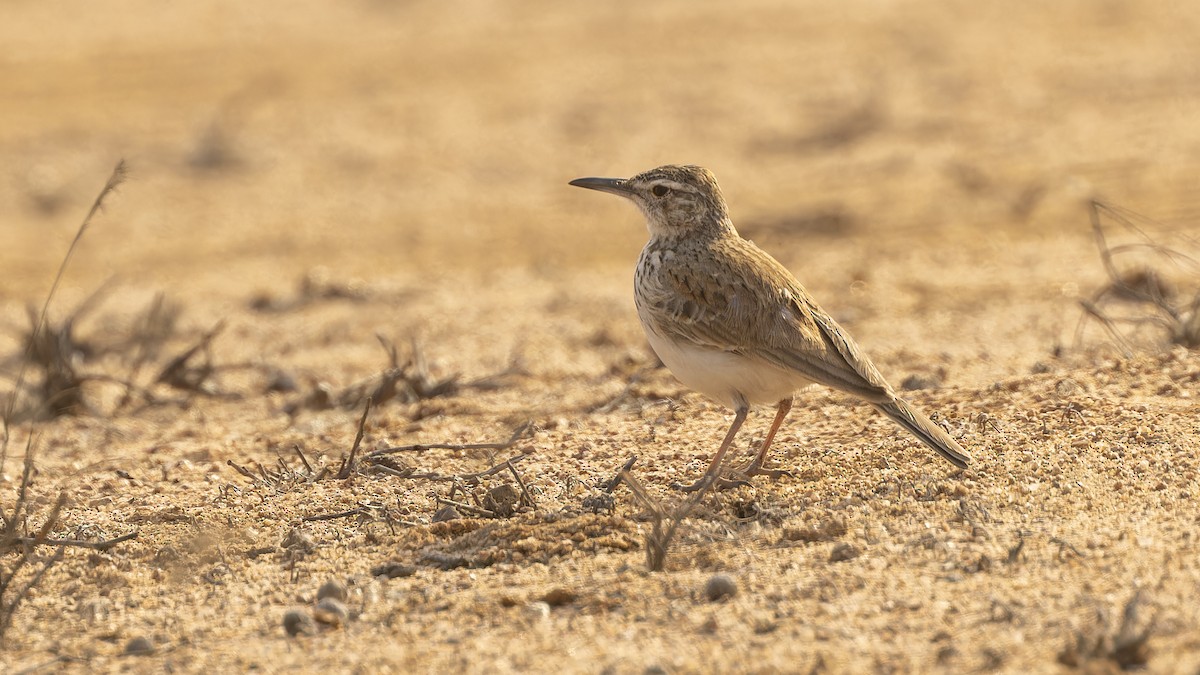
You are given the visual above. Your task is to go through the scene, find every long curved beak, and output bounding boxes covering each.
[568,176,634,196]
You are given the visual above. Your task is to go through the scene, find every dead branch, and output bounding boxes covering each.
[226,459,259,482]
[336,397,372,479]
[293,445,313,474]
[600,455,638,493]
[506,459,535,508]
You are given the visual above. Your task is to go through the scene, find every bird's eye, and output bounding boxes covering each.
[651,185,669,197]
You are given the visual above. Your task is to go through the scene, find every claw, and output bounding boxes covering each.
[734,460,794,481]
[729,456,796,482]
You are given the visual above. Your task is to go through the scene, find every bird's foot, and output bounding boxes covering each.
[732,458,794,482]
[670,458,793,493]
[670,475,748,493]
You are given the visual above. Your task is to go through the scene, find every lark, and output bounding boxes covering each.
[570,165,971,491]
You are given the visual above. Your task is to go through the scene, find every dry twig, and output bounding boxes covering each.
[336,397,372,479]
[620,469,715,572]
[600,455,638,493]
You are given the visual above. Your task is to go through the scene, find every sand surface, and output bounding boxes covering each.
[2,1,1199,672]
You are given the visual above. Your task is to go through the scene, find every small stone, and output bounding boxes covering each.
[540,588,577,607]
[283,609,316,636]
[829,542,861,563]
[431,505,460,523]
[371,561,418,579]
[265,369,297,393]
[153,546,182,567]
[523,601,551,622]
[753,615,778,634]
[704,574,738,602]
[317,579,347,603]
[901,374,940,391]
[313,597,349,627]
[580,492,615,514]
[124,635,154,656]
[281,528,316,553]
[482,484,521,517]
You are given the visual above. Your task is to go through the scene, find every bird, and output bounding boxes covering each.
[569,164,971,491]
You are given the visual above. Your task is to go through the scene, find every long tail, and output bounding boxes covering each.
[872,398,971,469]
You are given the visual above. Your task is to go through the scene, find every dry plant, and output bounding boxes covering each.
[151,318,232,394]
[427,457,536,520]
[286,335,460,414]
[620,469,715,572]
[366,420,538,520]
[340,335,460,407]
[0,160,128,645]
[4,290,249,419]
[225,400,375,491]
[1077,200,1200,354]
[111,292,182,404]
[229,396,538,527]
[1,281,123,423]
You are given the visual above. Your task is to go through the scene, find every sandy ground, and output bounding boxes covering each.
[2,1,1200,672]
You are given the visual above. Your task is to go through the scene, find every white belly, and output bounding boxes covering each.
[643,328,812,409]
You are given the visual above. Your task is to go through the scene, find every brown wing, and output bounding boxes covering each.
[640,237,896,402]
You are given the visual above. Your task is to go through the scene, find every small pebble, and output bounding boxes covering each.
[313,597,349,627]
[371,562,418,579]
[900,374,939,391]
[317,579,348,603]
[431,505,460,523]
[124,635,155,656]
[283,609,316,637]
[829,542,861,563]
[483,484,521,517]
[541,588,577,607]
[704,574,738,602]
[281,528,316,553]
[580,493,615,514]
[523,601,551,622]
[265,369,297,393]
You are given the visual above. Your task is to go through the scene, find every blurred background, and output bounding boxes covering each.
[2,0,1198,360]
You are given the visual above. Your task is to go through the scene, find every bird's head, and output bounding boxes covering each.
[570,164,733,239]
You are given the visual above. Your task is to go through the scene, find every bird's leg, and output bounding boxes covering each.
[735,397,794,480]
[672,404,749,493]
